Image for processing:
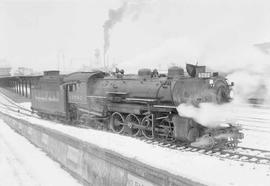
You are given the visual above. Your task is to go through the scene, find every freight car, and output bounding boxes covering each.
[31,64,243,149]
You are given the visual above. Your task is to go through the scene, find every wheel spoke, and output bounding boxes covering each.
[126,114,141,136]
[141,115,154,139]
[110,112,125,133]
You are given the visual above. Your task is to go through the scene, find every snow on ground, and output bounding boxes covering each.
[0,119,81,186]
[226,104,270,151]
[240,130,270,151]
[0,93,269,185]
[18,102,31,110]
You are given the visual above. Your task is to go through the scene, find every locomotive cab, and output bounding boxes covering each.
[63,71,108,121]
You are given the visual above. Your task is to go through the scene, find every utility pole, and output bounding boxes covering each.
[57,51,60,70]
[62,53,65,73]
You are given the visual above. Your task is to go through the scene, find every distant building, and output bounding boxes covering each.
[0,59,12,77]
[13,67,34,76]
[0,67,12,77]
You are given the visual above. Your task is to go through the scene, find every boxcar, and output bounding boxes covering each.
[63,71,108,119]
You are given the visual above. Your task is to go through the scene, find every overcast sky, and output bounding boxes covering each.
[1,0,270,73]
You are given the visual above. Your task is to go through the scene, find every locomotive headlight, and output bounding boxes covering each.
[229,90,234,99]
[226,79,234,86]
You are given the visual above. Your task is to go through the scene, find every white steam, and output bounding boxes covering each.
[227,71,270,102]
[118,37,201,73]
[177,103,238,128]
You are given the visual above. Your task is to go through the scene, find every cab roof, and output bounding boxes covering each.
[63,71,107,83]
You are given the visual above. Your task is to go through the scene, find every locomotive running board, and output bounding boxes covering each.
[87,95,106,99]
[125,98,157,102]
[106,91,128,95]
[153,105,177,109]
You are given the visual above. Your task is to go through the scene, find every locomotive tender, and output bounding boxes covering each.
[31,64,242,149]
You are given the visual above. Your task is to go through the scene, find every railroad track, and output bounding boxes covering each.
[0,101,91,129]
[0,91,32,113]
[0,101,35,118]
[139,138,270,165]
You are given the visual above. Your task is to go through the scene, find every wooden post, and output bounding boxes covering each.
[25,80,28,98]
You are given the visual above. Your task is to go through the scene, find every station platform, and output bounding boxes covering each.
[0,111,81,186]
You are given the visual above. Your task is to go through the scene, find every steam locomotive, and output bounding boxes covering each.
[31,64,243,149]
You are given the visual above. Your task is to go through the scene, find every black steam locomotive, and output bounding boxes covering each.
[31,64,243,149]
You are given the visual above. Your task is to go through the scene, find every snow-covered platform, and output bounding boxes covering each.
[0,112,204,186]
[0,88,270,186]
[0,116,81,186]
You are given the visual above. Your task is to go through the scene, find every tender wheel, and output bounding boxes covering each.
[125,114,141,136]
[141,115,154,139]
[110,112,125,134]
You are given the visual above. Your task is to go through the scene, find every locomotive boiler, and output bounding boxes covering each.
[31,64,243,149]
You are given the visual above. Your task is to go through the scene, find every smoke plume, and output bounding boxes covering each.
[103,0,150,62]
[103,2,128,57]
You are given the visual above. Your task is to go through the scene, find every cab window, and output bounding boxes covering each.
[68,84,77,92]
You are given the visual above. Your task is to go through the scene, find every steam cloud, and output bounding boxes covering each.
[177,103,239,128]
